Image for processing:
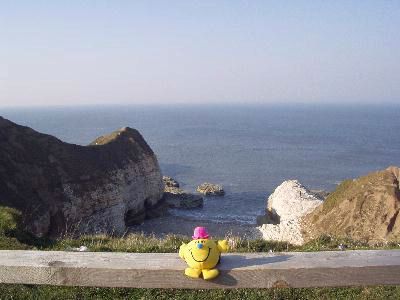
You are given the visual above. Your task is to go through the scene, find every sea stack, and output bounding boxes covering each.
[0,116,164,237]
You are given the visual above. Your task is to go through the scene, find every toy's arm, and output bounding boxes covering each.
[217,240,228,253]
[179,243,187,260]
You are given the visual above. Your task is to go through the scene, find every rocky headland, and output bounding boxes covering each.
[302,166,400,244]
[0,116,164,237]
[256,166,400,246]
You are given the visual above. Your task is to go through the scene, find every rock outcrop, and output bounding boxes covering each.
[257,180,323,245]
[162,176,203,209]
[163,176,179,188]
[163,187,203,209]
[0,116,164,237]
[302,167,400,244]
[196,183,225,196]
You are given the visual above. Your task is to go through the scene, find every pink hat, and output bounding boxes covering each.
[192,227,210,239]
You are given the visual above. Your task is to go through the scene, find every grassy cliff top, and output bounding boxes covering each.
[1,205,400,299]
[303,167,400,244]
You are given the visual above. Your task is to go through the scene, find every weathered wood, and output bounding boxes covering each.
[0,250,399,288]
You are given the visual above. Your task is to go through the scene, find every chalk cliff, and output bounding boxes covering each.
[257,180,323,245]
[0,116,164,237]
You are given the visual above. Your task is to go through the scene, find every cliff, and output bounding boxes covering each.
[257,180,323,245]
[302,166,400,244]
[0,116,164,237]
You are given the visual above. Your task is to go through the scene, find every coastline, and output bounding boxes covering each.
[129,214,262,240]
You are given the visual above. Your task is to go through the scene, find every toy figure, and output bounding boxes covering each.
[179,226,228,280]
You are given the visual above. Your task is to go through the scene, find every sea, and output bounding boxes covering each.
[2,104,400,225]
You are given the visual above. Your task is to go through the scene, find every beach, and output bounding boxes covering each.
[129,214,262,240]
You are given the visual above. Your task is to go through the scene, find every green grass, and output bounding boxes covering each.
[1,230,396,254]
[1,204,399,253]
[321,179,354,214]
[1,285,400,300]
[1,205,400,299]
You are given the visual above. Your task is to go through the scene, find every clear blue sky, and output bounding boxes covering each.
[1,1,399,106]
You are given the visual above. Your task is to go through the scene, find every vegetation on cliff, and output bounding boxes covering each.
[302,166,400,244]
[1,205,399,253]
[1,205,400,299]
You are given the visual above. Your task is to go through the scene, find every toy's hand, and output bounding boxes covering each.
[179,243,187,260]
[217,240,229,253]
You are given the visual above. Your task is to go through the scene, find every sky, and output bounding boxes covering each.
[1,1,400,107]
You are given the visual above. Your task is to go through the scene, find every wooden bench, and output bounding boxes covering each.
[0,250,399,289]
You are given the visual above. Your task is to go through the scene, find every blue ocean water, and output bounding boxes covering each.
[2,104,400,225]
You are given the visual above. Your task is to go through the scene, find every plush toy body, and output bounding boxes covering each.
[179,227,228,280]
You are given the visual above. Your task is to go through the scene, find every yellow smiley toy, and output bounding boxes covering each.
[179,227,228,280]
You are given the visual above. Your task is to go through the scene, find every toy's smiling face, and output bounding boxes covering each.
[189,239,213,262]
[184,239,220,269]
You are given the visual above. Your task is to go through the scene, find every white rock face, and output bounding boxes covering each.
[63,154,164,234]
[257,180,323,245]
[267,180,323,221]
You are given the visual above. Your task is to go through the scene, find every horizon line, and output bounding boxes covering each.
[1,100,400,109]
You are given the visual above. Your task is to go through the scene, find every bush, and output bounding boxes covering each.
[0,206,22,236]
